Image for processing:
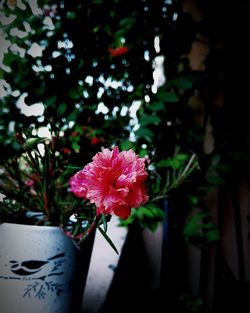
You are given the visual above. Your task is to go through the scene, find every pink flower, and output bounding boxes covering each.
[25,179,35,187]
[108,46,129,57]
[69,146,149,219]
[61,147,71,155]
[90,136,104,146]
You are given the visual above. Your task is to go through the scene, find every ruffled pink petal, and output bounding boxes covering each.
[113,205,131,219]
[69,146,149,219]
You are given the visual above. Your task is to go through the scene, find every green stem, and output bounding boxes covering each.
[77,214,101,248]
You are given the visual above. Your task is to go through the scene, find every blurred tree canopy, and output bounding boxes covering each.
[0,0,226,227]
[0,0,189,226]
[2,0,249,231]
[0,0,180,164]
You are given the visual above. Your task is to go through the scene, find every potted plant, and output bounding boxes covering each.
[0,1,218,312]
[0,131,150,313]
[0,132,86,313]
[0,126,151,313]
[0,118,201,313]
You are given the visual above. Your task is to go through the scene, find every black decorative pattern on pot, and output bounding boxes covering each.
[0,252,65,299]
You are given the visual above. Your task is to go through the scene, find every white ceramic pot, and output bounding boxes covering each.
[0,223,93,313]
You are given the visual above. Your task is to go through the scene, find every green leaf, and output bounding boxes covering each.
[156,159,170,168]
[206,175,225,187]
[72,142,80,152]
[190,196,199,206]
[157,92,179,102]
[118,212,136,227]
[157,154,189,170]
[140,115,161,126]
[149,102,165,111]
[23,137,47,149]
[57,103,67,116]
[46,96,57,107]
[206,229,220,242]
[120,140,134,151]
[144,207,156,219]
[146,203,164,218]
[171,77,193,90]
[68,87,82,100]
[67,110,78,122]
[156,158,182,170]
[122,204,164,232]
[183,211,220,249]
[139,149,148,157]
[139,219,160,232]
[66,11,76,19]
[136,206,145,220]
[98,226,119,254]
[152,177,161,194]
[101,214,107,232]
[119,17,136,28]
[134,84,144,97]
[135,127,154,141]
[93,26,100,33]
[176,154,189,161]
[114,29,126,38]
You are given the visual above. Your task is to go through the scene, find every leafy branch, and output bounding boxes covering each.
[151,153,199,203]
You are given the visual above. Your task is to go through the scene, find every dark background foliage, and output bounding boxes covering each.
[1,0,250,312]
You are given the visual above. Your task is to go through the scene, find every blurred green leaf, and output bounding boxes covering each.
[120,140,134,151]
[135,127,154,141]
[46,96,57,107]
[119,17,136,29]
[149,102,165,111]
[157,91,179,102]
[57,103,67,116]
[66,11,76,19]
[119,204,164,232]
[171,76,193,90]
[67,110,78,122]
[23,137,47,149]
[140,115,161,126]
[183,211,220,249]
